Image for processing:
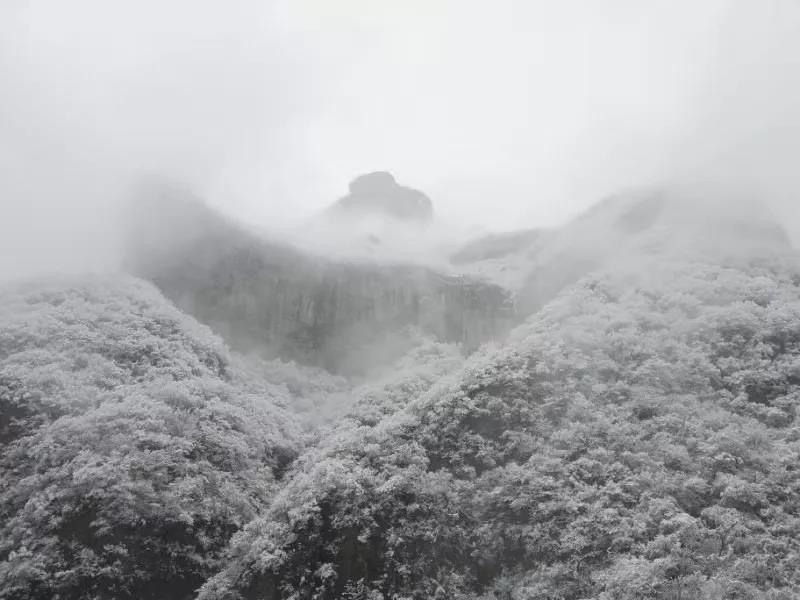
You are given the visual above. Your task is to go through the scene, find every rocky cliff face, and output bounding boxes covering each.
[125,184,513,375]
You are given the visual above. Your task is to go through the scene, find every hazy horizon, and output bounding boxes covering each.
[2,0,800,278]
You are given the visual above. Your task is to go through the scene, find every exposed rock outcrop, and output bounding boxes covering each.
[327,171,433,222]
[125,183,512,375]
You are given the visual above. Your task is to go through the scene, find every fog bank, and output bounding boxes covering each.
[2,0,799,279]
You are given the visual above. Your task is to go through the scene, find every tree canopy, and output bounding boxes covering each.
[200,258,800,600]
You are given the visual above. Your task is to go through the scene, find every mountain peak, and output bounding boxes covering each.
[328,171,433,222]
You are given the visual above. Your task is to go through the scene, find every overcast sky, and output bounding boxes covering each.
[1,0,800,276]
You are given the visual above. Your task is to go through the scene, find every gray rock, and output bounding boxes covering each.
[126,183,512,375]
[329,171,433,222]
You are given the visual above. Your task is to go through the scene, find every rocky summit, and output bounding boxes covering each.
[328,171,434,222]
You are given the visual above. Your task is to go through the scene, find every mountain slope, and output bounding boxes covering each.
[3,186,799,600]
[453,186,791,315]
[199,256,800,600]
[126,184,514,375]
[0,276,302,600]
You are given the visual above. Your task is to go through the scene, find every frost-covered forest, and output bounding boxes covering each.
[4,3,800,599]
[2,185,800,600]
